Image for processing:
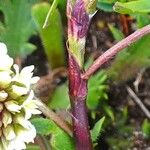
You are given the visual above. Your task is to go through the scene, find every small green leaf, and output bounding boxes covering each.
[98,0,117,4]
[91,116,105,142]
[87,70,108,110]
[142,119,150,138]
[97,2,114,12]
[31,117,75,150]
[51,129,75,150]
[114,0,150,14]
[134,14,150,28]
[103,105,114,121]
[31,118,55,136]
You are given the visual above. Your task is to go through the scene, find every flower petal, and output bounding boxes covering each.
[0,72,11,89]
[10,85,28,99]
[0,91,8,102]
[2,110,12,127]
[5,101,21,113]
[3,125,16,140]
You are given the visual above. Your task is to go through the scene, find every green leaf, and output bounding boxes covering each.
[142,119,150,138]
[114,0,150,14]
[31,118,54,136]
[50,128,75,150]
[103,105,114,121]
[32,2,64,69]
[134,14,150,28]
[0,0,39,57]
[98,0,117,4]
[97,2,114,12]
[108,24,124,41]
[91,116,105,142]
[87,70,108,110]
[31,117,75,150]
[97,0,118,12]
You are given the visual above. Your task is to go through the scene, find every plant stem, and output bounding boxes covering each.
[127,86,150,119]
[35,135,51,150]
[68,54,93,150]
[82,24,150,79]
[36,100,73,136]
[66,0,97,149]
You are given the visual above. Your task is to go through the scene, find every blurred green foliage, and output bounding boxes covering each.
[32,2,65,69]
[106,107,134,149]
[142,119,150,139]
[0,0,39,57]
[0,0,65,69]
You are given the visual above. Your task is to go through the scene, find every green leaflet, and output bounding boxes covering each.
[0,0,39,57]
[91,117,105,143]
[31,118,75,150]
[31,118,54,136]
[97,2,113,12]
[114,0,150,14]
[32,2,65,69]
[87,70,108,110]
[134,14,150,28]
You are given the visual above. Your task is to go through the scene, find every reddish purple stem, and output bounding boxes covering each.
[68,54,93,150]
[82,24,150,79]
[67,0,93,149]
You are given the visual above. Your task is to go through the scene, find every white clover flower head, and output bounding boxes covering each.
[0,42,41,150]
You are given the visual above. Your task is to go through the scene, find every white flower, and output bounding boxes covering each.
[22,90,41,120]
[0,43,13,71]
[13,64,40,90]
[0,43,41,150]
[0,72,11,89]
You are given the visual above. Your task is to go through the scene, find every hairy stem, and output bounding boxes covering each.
[66,0,97,149]
[35,135,51,150]
[68,54,93,150]
[82,24,150,79]
[37,100,73,136]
